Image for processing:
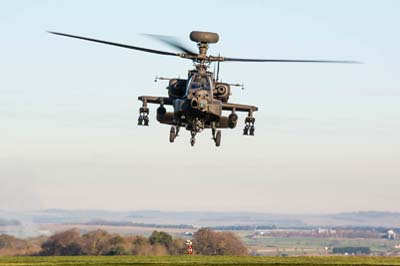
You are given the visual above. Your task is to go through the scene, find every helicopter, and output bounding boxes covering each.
[49,31,359,147]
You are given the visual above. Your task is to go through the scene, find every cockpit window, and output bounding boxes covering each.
[189,74,211,91]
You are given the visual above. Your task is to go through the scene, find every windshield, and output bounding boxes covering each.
[189,74,211,91]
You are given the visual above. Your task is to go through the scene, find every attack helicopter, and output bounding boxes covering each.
[49,31,359,147]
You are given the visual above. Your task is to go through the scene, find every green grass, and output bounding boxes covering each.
[0,256,400,266]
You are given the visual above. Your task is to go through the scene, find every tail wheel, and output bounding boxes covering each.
[169,127,176,143]
[215,130,221,147]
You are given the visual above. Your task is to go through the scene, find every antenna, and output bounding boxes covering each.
[213,63,216,80]
[216,54,220,81]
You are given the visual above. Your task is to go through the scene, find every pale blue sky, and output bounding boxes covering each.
[1,0,399,213]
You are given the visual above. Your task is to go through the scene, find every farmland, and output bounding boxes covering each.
[0,256,400,266]
[241,234,400,256]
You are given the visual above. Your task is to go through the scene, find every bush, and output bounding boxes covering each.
[0,234,30,250]
[332,246,371,254]
[168,238,187,255]
[149,231,173,248]
[40,229,84,256]
[37,228,246,256]
[193,228,248,255]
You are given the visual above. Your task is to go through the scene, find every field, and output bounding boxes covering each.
[240,234,400,256]
[0,256,400,266]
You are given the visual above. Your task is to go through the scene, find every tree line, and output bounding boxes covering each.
[0,228,248,256]
[332,247,371,255]
[83,220,194,229]
[0,218,20,226]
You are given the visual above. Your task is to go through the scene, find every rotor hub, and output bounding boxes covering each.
[197,42,209,57]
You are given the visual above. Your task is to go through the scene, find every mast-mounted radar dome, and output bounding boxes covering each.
[190,31,219,44]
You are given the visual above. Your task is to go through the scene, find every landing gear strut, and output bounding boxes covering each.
[169,126,180,143]
[190,131,196,146]
[215,130,221,147]
[169,127,176,143]
[243,110,255,136]
[188,118,204,146]
[212,124,221,147]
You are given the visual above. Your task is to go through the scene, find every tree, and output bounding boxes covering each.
[40,229,130,256]
[152,244,168,256]
[131,236,152,256]
[105,235,129,255]
[193,228,248,255]
[35,228,210,256]
[0,234,30,250]
[81,229,129,255]
[168,238,187,255]
[106,244,128,256]
[81,229,109,255]
[332,246,371,255]
[149,231,173,248]
[40,228,84,256]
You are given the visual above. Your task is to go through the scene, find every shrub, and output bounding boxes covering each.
[193,228,248,255]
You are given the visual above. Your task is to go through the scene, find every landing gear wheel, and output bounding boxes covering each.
[243,125,249,135]
[138,116,143,125]
[249,126,255,136]
[215,130,221,147]
[169,127,176,143]
[143,116,149,126]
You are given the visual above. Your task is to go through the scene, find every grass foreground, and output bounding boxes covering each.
[0,256,400,266]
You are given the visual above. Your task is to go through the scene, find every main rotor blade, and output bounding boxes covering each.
[142,34,198,55]
[48,31,181,57]
[223,57,361,64]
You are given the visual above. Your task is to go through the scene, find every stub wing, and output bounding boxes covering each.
[138,96,173,105]
[221,102,258,113]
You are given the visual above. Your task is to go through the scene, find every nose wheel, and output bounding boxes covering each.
[190,131,196,146]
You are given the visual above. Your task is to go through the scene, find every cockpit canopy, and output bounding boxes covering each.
[188,73,212,91]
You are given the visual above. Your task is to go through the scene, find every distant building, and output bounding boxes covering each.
[386,230,396,240]
[317,228,336,235]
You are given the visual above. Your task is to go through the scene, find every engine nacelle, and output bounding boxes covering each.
[228,113,238,128]
[213,83,230,102]
[157,106,166,116]
[156,106,166,121]
[167,79,187,99]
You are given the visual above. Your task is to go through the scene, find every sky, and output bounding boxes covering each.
[0,0,399,214]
